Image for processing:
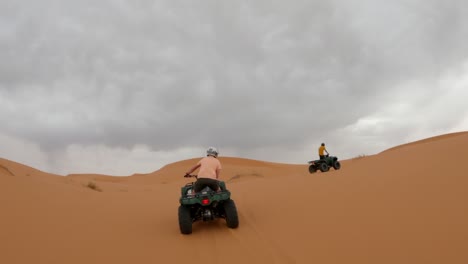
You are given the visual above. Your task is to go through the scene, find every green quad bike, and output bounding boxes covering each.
[308,154,341,173]
[178,174,239,234]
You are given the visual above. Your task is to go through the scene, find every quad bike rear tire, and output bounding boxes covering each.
[308,165,317,173]
[319,163,329,172]
[178,205,192,234]
[223,199,239,228]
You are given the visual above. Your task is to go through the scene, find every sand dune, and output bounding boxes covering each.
[1,132,468,264]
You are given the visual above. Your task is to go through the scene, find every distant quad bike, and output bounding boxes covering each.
[178,174,239,234]
[308,154,341,173]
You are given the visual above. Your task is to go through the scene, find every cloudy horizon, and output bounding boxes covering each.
[1,0,468,175]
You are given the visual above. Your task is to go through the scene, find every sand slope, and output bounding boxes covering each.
[1,132,467,264]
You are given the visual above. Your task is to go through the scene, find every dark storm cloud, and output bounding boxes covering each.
[1,0,468,174]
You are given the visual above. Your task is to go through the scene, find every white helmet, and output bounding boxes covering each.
[206,146,218,157]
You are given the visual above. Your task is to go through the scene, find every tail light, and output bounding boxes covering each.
[201,198,210,205]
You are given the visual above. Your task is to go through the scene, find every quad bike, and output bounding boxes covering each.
[178,174,239,234]
[308,154,341,173]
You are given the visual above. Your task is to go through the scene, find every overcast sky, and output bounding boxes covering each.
[1,0,468,175]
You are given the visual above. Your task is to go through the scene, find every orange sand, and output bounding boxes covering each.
[1,132,467,264]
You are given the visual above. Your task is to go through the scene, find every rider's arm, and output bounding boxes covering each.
[186,163,201,175]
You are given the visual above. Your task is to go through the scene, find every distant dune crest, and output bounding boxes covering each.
[379,131,468,154]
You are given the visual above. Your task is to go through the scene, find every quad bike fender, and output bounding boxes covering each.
[179,181,231,205]
[180,191,231,205]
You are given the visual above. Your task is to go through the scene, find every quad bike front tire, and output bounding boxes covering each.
[333,161,341,170]
[223,199,239,229]
[178,205,192,234]
[319,163,329,172]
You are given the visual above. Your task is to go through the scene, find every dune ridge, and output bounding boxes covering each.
[1,132,467,264]
[379,131,468,153]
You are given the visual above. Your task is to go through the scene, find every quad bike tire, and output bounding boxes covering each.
[223,199,239,228]
[308,165,317,173]
[319,163,329,172]
[178,205,192,234]
[333,161,341,170]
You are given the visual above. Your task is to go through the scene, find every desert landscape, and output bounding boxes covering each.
[1,131,467,264]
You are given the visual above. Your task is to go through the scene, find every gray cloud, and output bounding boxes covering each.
[1,0,468,174]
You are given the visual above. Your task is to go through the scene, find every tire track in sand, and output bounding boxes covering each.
[187,207,295,264]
